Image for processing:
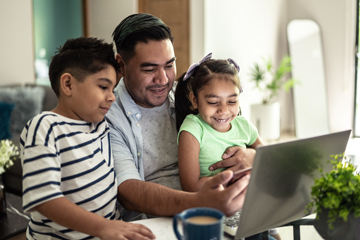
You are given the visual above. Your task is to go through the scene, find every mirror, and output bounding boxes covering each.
[287,19,330,139]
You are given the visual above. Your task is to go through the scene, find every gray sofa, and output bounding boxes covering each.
[0,84,57,196]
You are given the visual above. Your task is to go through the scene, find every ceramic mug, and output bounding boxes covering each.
[173,207,225,240]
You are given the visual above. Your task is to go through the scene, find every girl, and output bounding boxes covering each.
[175,53,281,240]
[175,53,263,192]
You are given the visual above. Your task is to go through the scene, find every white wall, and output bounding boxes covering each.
[0,0,35,86]
[87,0,137,44]
[200,0,291,131]
[288,0,356,134]
[0,0,356,134]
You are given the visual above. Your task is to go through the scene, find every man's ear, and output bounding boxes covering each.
[116,53,125,78]
[59,73,73,97]
[189,91,198,109]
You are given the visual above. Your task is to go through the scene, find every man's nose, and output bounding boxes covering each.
[154,68,168,85]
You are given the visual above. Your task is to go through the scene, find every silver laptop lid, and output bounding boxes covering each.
[236,130,351,239]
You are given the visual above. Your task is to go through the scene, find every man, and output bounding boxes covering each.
[105,13,255,221]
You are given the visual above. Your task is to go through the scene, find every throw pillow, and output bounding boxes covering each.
[0,101,15,140]
[0,87,45,135]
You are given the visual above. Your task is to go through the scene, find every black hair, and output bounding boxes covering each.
[112,13,174,63]
[175,59,242,131]
[49,37,120,96]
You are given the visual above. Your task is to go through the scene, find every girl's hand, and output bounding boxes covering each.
[98,219,156,240]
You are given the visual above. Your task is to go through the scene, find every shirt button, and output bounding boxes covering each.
[127,111,131,115]
[136,114,140,118]
[136,123,140,127]
[137,152,141,156]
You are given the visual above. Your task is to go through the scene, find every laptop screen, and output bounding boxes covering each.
[235,130,351,239]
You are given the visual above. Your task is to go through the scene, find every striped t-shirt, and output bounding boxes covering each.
[20,112,118,240]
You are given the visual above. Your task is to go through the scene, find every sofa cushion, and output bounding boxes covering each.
[0,87,45,136]
[0,101,15,140]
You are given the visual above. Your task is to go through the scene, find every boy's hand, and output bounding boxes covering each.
[98,219,155,240]
[209,146,255,172]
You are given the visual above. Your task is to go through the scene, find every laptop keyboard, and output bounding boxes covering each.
[224,209,242,227]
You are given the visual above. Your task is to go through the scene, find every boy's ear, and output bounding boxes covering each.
[189,91,198,109]
[59,73,74,97]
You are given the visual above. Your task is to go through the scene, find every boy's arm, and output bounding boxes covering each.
[177,131,210,192]
[35,197,155,240]
[117,169,249,217]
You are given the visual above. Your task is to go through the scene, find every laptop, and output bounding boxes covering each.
[223,130,351,239]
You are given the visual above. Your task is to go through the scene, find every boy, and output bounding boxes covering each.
[20,37,155,240]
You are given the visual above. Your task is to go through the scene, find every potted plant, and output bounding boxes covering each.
[249,55,297,140]
[0,139,18,214]
[306,154,360,240]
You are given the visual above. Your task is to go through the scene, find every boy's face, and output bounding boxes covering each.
[120,39,176,108]
[69,65,117,123]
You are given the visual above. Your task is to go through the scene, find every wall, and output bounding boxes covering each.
[288,0,356,134]
[87,0,137,44]
[0,0,35,86]
[202,0,291,131]
[0,0,356,134]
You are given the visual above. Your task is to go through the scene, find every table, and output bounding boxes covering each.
[132,217,233,240]
[133,215,317,240]
[0,192,29,240]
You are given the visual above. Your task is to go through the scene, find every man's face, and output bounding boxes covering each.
[121,39,176,108]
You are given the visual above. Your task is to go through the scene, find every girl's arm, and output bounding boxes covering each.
[35,197,155,240]
[178,131,209,192]
[250,135,264,149]
[209,136,264,172]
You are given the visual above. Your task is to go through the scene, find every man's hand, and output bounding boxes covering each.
[196,170,249,216]
[209,146,256,172]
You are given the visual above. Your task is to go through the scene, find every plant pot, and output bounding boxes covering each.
[0,176,6,214]
[250,102,280,140]
[314,209,360,240]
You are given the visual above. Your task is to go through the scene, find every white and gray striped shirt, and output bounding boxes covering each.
[20,112,118,240]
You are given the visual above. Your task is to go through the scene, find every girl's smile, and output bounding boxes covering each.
[190,76,241,132]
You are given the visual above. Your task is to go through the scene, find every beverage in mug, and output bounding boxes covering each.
[173,207,224,240]
[186,216,219,224]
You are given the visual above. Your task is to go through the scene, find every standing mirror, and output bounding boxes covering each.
[287,19,330,139]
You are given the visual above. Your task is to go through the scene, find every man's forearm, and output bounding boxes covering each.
[118,179,198,216]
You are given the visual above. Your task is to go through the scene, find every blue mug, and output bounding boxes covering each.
[173,207,225,240]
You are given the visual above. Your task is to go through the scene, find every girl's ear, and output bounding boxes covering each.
[59,73,73,97]
[189,91,198,109]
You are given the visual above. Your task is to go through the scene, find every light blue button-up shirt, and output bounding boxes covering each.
[105,79,176,220]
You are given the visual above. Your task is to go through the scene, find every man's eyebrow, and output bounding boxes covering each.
[140,57,177,67]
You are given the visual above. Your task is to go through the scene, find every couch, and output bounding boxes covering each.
[0,84,57,196]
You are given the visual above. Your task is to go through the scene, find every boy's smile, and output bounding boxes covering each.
[191,77,240,132]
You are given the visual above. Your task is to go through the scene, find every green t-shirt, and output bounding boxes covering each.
[178,114,258,177]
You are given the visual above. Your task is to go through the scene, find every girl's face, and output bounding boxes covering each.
[190,77,240,132]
